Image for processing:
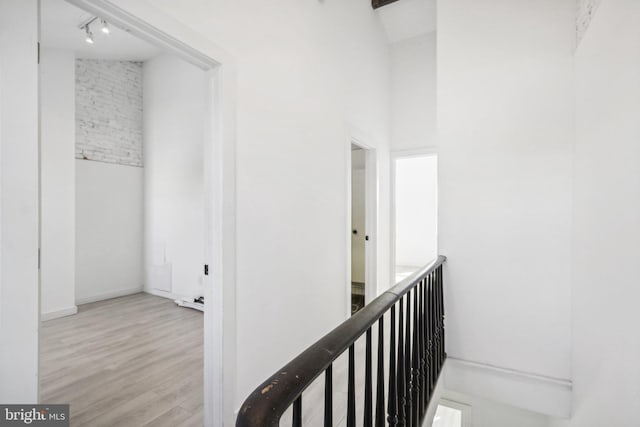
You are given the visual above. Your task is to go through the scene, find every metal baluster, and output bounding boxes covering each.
[375,316,385,427]
[347,344,356,427]
[292,396,302,427]
[437,267,443,375]
[414,282,421,424]
[387,305,398,427]
[435,268,440,373]
[428,273,438,391]
[433,269,442,376]
[424,276,429,395]
[404,290,413,427]
[412,285,420,427]
[324,365,332,427]
[437,265,447,366]
[418,279,426,419]
[435,267,442,373]
[397,297,406,426]
[440,266,446,364]
[423,278,429,411]
[425,274,434,392]
[365,328,373,427]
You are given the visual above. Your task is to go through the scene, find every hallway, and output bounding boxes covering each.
[40,293,203,426]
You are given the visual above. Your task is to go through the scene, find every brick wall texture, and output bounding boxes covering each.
[76,59,143,167]
[577,0,602,45]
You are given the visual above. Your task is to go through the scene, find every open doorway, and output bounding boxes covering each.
[37,0,226,424]
[351,144,366,313]
[392,151,438,283]
[0,0,234,422]
[348,140,377,315]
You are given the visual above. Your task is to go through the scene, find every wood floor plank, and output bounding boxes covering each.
[40,293,203,427]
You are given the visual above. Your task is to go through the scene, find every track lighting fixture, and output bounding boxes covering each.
[84,25,94,44]
[79,16,110,45]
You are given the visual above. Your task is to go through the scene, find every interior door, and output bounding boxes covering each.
[351,148,366,314]
[351,169,366,285]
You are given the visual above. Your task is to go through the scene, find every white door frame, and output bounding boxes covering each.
[49,1,237,425]
[346,128,378,317]
[0,0,40,403]
[390,147,437,285]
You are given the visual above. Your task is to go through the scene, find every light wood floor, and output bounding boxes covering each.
[40,293,203,427]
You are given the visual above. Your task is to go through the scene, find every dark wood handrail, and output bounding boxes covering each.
[236,255,447,427]
[372,0,401,9]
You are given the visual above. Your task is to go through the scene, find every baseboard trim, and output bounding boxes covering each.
[444,356,572,418]
[41,306,78,321]
[76,286,143,305]
[144,288,186,301]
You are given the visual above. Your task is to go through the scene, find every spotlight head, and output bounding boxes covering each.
[84,26,94,44]
[101,19,110,34]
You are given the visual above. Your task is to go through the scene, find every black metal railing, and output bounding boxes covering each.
[236,256,447,427]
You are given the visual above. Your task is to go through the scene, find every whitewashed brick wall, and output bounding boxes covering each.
[577,0,602,45]
[76,59,143,167]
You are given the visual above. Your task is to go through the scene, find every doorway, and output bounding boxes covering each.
[348,139,377,316]
[20,0,235,424]
[351,144,366,313]
[39,1,213,421]
[391,151,438,283]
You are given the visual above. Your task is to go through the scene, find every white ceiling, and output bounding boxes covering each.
[376,0,437,44]
[40,0,161,61]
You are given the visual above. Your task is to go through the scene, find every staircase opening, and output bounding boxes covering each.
[237,257,447,427]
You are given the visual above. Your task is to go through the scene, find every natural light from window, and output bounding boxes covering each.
[432,404,462,427]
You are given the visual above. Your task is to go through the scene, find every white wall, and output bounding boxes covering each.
[394,155,437,267]
[438,0,574,417]
[0,0,39,402]
[390,32,436,151]
[143,54,206,299]
[389,31,437,275]
[569,1,640,425]
[75,160,144,303]
[134,0,391,415]
[40,48,77,320]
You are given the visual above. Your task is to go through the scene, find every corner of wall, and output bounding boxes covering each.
[576,0,603,47]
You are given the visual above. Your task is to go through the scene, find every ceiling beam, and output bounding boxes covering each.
[372,0,400,9]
